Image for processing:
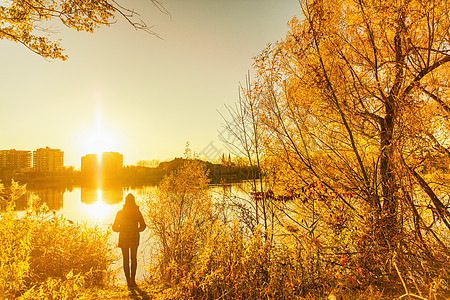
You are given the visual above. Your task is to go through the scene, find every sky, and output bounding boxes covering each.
[0,0,300,168]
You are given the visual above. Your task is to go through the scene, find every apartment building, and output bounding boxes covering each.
[81,152,123,174]
[33,147,64,173]
[0,149,32,173]
[101,152,123,173]
[81,153,99,174]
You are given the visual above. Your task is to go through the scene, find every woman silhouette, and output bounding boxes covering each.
[112,193,146,287]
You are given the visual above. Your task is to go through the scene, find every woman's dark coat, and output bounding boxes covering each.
[112,205,146,248]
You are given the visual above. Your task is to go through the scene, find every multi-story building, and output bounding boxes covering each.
[81,154,99,174]
[81,152,123,175]
[0,149,32,173]
[81,152,123,186]
[101,152,123,174]
[33,147,64,173]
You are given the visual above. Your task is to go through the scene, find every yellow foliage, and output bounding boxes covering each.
[0,181,114,299]
[223,0,450,297]
[143,151,216,285]
[0,0,164,59]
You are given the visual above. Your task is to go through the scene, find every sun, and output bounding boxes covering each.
[81,125,120,160]
[85,130,114,155]
[79,97,121,157]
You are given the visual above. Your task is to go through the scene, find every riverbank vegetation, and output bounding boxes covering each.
[215,0,450,297]
[1,151,448,299]
[138,154,450,299]
[0,181,114,299]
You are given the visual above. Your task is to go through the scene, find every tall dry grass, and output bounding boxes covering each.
[0,180,114,299]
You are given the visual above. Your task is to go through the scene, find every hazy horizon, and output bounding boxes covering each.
[0,1,300,168]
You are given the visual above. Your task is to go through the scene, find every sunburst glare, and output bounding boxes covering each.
[84,189,115,220]
[80,105,119,158]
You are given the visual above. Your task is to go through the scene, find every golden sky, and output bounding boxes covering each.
[0,0,299,168]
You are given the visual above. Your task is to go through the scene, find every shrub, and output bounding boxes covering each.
[143,153,216,285]
[28,213,114,287]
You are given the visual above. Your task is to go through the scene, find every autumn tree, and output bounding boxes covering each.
[220,74,275,236]
[228,0,450,294]
[0,0,168,60]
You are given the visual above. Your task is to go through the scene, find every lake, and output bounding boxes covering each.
[27,183,252,283]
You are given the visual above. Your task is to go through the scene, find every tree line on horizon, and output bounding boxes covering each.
[1,157,259,188]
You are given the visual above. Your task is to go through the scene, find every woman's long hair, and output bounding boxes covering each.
[124,193,138,208]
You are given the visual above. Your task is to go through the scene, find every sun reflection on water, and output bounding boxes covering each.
[84,188,116,220]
